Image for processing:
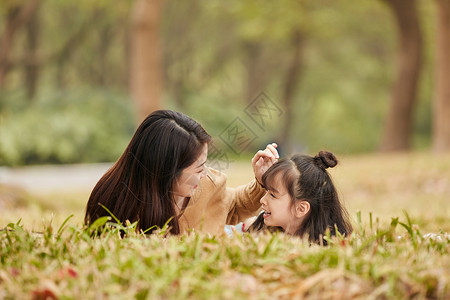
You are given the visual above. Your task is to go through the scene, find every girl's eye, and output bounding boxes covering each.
[270,193,276,198]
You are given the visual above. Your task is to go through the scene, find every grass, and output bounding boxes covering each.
[0,152,449,299]
[0,214,448,299]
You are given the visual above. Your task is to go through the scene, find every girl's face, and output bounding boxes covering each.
[260,173,301,234]
[173,144,208,199]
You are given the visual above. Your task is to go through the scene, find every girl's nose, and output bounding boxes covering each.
[260,192,268,205]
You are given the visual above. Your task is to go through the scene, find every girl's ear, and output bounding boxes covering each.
[295,201,310,218]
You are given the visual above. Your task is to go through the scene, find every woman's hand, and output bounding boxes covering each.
[252,143,279,185]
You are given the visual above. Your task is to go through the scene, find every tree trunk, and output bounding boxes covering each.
[279,30,303,153]
[244,41,267,103]
[24,5,40,99]
[379,0,423,152]
[433,0,450,152]
[130,0,164,124]
[95,25,113,87]
[0,0,41,88]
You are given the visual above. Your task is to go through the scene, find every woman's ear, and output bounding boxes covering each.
[294,201,310,218]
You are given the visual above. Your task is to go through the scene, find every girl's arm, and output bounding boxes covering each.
[225,179,265,224]
[225,143,279,224]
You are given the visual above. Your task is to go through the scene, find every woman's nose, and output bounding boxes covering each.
[200,167,206,179]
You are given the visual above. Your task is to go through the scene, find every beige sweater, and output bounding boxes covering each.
[179,168,265,235]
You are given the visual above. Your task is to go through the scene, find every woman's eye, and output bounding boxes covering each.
[270,193,276,198]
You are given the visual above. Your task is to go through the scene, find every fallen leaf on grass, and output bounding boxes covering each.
[32,288,58,300]
[58,267,78,279]
[31,280,59,300]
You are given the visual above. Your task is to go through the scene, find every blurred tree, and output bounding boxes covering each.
[379,0,423,152]
[219,0,310,150]
[130,0,163,123]
[73,5,130,89]
[432,0,450,152]
[53,8,97,89]
[0,0,443,163]
[162,0,202,110]
[1,1,132,94]
[0,0,41,90]
[244,41,268,103]
[279,30,304,151]
[230,0,304,108]
[23,3,40,99]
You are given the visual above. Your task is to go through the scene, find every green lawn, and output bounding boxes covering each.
[1,215,448,299]
[1,152,449,299]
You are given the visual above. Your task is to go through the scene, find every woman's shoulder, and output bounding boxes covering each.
[190,167,227,203]
[203,167,227,188]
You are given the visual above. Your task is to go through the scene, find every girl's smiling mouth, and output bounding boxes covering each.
[262,210,271,218]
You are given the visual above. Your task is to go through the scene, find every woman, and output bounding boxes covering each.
[85,110,278,235]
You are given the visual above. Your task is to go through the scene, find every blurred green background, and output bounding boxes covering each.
[1,0,450,233]
[0,0,444,166]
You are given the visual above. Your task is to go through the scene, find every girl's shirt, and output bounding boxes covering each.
[224,215,258,237]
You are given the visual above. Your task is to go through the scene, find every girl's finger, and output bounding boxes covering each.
[266,144,279,159]
[253,149,273,162]
[252,150,266,164]
[257,157,264,166]
[263,149,277,163]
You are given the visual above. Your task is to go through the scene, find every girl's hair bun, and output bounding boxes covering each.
[314,151,338,169]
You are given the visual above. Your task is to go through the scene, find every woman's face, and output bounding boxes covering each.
[173,144,208,198]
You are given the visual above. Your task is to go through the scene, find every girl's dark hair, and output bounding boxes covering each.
[249,151,352,244]
[84,110,211,234]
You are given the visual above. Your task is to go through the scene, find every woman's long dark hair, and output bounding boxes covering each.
[85,110,211,234]
[249,151,352,244]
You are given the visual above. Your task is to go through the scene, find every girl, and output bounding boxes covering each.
[85,110,278,235]
[247,151,352,244]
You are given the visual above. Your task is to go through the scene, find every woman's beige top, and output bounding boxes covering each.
[179,168,265,235]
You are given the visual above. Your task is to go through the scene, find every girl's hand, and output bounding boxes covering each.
[252,143,279,185]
